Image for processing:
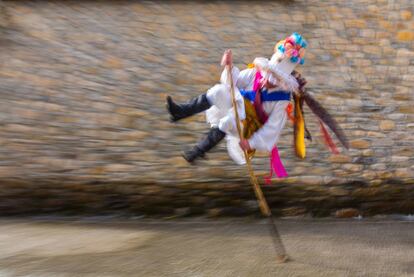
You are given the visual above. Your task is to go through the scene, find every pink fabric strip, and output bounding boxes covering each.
[271,146,288,178]
[264,146,288,185]
[253,71,262,92]
[252,71,269,123]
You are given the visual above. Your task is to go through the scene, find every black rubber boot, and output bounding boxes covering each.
[183,127,226,163]
[166,94,211,122]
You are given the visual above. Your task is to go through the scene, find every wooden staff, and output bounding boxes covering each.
[226,60,288,263]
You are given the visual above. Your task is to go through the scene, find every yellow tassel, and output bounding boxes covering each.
[247,63,255,69]
[294,95,306,159]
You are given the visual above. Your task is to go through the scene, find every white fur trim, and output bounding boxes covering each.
[253,57,269,71]
[268,62,299,91]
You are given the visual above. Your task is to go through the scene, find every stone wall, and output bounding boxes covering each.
[0,0,413,216]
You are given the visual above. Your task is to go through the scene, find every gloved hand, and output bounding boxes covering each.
[239,139,252,151]
[221,49,233,67]
[292,70,307,91]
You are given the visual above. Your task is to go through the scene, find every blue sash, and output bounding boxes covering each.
[240,89,291,102]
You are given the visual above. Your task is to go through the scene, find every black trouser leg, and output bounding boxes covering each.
[183,127,226,163]
[166,94,211,122]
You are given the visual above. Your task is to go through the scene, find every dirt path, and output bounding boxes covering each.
[0,218,413,276]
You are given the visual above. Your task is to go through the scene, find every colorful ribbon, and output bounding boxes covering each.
[253,70,262,92]
[294,95,306,159]
[285,102,295,124]
[264,146,288,185]
[319,120,339,154]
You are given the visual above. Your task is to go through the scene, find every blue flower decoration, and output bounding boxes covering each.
[292,32,302,45]
[291,32,307,49]
[301,40,308,48]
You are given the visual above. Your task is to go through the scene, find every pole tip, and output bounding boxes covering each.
[275,254,289,264]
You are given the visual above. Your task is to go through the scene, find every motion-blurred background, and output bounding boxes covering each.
[0,0,413,217]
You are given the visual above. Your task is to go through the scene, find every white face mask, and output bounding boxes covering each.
[270,52,284,64]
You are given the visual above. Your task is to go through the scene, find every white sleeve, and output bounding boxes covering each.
[220,66,240,86]
[236,68,256,90]
[248,101,289,152]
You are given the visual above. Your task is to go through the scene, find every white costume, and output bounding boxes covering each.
[167,33,307,165]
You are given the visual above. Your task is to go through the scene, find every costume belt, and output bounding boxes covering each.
[240,90,291,102]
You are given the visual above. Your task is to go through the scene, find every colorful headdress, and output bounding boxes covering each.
[274,32,307,65]
[268,33,308,91]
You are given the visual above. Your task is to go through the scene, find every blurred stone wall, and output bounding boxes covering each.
[0,0,413,216]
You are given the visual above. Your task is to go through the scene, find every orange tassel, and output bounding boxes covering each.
[285,103,295,124]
